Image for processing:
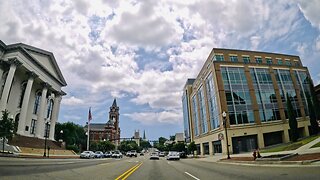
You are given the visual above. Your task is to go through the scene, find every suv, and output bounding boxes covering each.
[129,150,137,157]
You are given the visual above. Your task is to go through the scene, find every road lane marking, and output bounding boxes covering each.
[115,163,141,180]
[185,172,200,180]
[122,162,143,180]
[98,162,110,166]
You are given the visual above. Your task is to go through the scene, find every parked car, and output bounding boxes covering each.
[140,152,144,156]
[150,152,159,160]
[104,151,112,158]
[80,151,95,159]
[167,151,180,160]
[112,150,123,158]
[179,151,187,158]
[159,152,165,157]
[94,151,104,158]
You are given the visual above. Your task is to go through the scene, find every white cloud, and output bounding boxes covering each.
[297,0,320,29]
[124,110,181,125]
[62,96,85,106]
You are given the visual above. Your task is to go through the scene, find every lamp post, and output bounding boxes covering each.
[222,111,230,159]
[43,121,50,157]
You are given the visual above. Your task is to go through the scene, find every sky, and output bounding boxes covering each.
[1,0,320,141]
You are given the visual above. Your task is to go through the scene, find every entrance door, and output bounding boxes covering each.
[232,135,258,154]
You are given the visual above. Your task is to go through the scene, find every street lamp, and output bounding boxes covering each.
[43,121,50,157]
[222,111,230,159]
[59,130,63,142]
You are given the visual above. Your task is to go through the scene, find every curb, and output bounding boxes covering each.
[217,159,320,166]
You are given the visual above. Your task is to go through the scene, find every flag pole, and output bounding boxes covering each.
[87,107,92,151]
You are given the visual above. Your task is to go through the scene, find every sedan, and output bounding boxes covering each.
[95,151,104,158]
[80,151,95,159]
[150,152,159,160]
[112,150,123,158]
[167,151,180,160]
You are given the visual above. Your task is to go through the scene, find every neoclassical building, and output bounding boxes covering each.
[0,40,67,140]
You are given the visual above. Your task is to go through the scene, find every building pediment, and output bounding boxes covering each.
[1,40,67,86]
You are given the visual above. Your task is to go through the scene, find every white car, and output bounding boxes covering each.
[80,151,95,159]
[159,152,165,157]
[112,150,123,158]
[150,152,159,160]
[167,151,180,160]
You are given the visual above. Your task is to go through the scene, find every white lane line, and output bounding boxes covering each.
[185,172,200,180]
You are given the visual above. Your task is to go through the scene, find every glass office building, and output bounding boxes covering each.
[182,48,314,155]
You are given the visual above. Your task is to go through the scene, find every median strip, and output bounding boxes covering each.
[115,162,143,180]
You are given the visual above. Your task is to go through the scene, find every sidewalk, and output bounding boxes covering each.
[194,137,320,166]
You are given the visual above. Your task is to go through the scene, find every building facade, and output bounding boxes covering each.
[0,40,67,140]
[182,48,313,155]
[85,99,121,145]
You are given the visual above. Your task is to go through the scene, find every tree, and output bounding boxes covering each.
[169,135,175,141]
[308,77,320,120]
[287,94,298,142]
[0,110,15,152]
[118,140,138,152]
[158,137,167,145]
[173,142,186,152]
[99,140,115,152]
[140,140,151,149]
[188,141,197,156]
[307,93,319,135]
[55,122,87,152]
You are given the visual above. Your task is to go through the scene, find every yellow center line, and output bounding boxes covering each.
[115,163,141,180]
[122,162,143,180]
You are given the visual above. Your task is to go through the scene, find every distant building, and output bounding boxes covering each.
[183,48,314,156]
[85,99,120,145]
[0,40,67,140]
[175,133,184,143]
[133,130,140,146]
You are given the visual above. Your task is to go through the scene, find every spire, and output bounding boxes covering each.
[143,130,146,140]
[112,98,117,107]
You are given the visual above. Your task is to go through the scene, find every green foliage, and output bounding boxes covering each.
[118,140,139,152]
[99,140,115,152]
[90,141,99,151]
[158,137,167,145]
[0,110,15,139]
[307,93,319,135]
[287,94,298,142]
[66,144,80,153]
[55,122,86,151]
[173,142,186,152]
[140,140,151,149]
[188,141,197,155]
[169,135,175,141]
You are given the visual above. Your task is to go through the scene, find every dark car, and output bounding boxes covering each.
[179,151,187,158]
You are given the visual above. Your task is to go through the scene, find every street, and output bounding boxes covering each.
[0,156,319,180]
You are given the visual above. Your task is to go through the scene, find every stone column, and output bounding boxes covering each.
[0,58,22,112]
[0,60,7,84]
[209,141,214,155]
[35,83,50,138]
[17,72,38,135]
[49,93,62,140]
[200,143,204,156]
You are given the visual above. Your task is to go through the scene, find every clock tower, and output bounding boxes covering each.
[109,98,120,145]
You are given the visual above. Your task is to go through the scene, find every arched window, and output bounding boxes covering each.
[33,91,41,114]
[46,99,54,119]
[18,81,27,108]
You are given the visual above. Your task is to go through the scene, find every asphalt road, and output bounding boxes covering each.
[0,156,319,180]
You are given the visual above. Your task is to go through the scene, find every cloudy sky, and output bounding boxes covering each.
[1,0,320,140]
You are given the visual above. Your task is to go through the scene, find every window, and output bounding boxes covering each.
[277,59,283,65]
[33,92,41,114]
[18,82,27,108]
[266,58,272,65]
[30,119,36,134]
[0,72,8,99]
[215,55,224,61]
[192,95,199,136]
[255,57,262,64]
[242,56,250,64]
[198,86,208,134]
[229,55,238,62]
[206,73,220,130]
[221,67,254,125]
[46,99,54,119]
[294,61,300,67]
[285,60,291,66]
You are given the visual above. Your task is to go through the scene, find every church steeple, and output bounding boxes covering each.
[112,98,117,107]
[143,130,146,140]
